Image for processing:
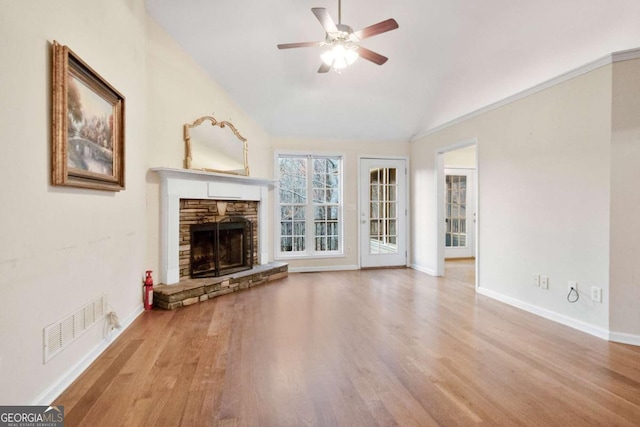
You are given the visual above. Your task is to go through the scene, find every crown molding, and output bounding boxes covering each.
[612,47,640,63]
[411,47,640,142]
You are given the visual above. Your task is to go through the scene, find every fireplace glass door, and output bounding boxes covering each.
[190,217,253,278]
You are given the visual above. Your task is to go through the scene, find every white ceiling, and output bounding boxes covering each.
[145,0,640,141]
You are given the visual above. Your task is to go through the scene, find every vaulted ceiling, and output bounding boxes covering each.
[145,0,640,141]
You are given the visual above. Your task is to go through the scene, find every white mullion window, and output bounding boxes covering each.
[277,153,342,258]
[278,156,307,255]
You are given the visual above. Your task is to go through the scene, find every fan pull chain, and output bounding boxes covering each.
[338,0,341,24]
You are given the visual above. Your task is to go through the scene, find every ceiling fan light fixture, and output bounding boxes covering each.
[321,43,359,69]
[277,1,398,74]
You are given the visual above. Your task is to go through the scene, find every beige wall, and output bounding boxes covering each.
[610,58,640,337]
[411,65,612,331]
[443,145,476,168]
[0,0,149,404]
[271,137,409,270]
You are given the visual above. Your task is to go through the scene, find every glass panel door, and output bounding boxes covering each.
[369,167,398,254]
[445,174,467,248]
[444,169,475,259]
[360,158,406,267]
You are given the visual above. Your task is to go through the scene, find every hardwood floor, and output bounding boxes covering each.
[55,260,640,426]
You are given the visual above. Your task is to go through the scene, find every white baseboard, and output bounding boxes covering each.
[411,264,437,276]
[33,305,144,405]
[476,287,610,341]
[609,331,640,346]
[289,265,359,273]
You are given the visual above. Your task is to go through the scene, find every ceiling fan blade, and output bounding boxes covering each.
[354,18,399,40]
[355,46,388,65]
[318,63,331,73]
[277,41,323,49]
[312,7,338,33]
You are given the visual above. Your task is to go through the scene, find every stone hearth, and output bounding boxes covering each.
[154,262,288,310]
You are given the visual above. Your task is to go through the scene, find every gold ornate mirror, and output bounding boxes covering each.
[184,115,249,176]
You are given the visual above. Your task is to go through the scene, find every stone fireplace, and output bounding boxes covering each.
[152,168,272,285]
[151,168,288,310]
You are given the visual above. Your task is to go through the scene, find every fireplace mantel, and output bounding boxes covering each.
[151,167,274,284]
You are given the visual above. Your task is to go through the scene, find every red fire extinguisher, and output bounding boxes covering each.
[144,270,154,310]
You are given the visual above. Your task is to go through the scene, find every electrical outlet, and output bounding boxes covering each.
[568,281,578,293]
[532,274,540,287]
[540,276,549,289]
[591,286,602,303]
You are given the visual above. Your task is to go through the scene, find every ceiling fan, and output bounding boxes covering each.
[277,0,399,73]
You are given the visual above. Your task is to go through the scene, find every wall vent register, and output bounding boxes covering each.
[43,295,106,363]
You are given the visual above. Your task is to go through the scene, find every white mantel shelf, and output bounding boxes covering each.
[151,167,274,187]
[151,167,274,285]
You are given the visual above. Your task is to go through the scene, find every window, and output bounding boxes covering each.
[277,154,342,257]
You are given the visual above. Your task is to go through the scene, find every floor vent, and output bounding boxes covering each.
[44,295,107,363]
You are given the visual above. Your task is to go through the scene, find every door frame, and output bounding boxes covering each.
[358,155,410,269]
[435,139,478,289]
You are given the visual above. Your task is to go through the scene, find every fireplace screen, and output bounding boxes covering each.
[190,217,253,278]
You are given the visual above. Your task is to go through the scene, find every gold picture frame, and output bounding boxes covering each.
[52,41,125,191]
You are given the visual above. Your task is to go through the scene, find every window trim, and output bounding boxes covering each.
[274,150,345,260]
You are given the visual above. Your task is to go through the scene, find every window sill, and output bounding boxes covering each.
[275,252,345,261]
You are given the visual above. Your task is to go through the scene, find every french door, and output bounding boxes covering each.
[444,168,475,259]
[359,158,407,267]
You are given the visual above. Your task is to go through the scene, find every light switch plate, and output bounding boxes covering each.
[540,276,549,289]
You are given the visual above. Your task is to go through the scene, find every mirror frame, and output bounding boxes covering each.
[184,115,249,176]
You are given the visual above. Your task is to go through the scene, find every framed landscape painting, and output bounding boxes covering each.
[52,41,125,191]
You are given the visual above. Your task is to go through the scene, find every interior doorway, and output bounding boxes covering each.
[436,141,478,288]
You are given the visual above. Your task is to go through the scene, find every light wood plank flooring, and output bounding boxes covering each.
[55,260,640,426]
